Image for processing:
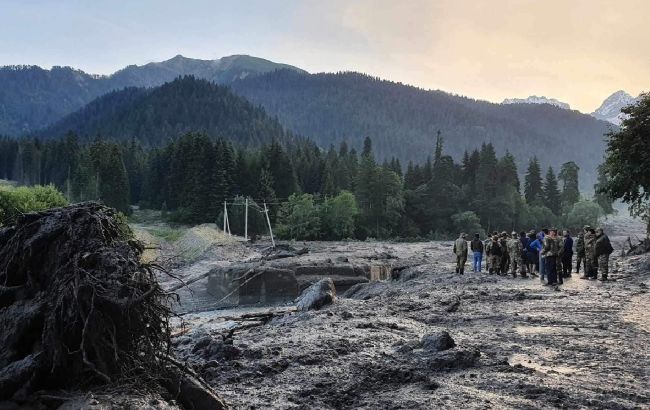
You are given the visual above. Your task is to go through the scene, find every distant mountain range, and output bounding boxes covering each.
[0,54,632,188]
[0,55,304,135]
[503,96,571,110]
[503,91,640,125]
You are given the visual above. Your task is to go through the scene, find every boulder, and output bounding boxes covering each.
[296,278,336,311]
[421,331,456,352]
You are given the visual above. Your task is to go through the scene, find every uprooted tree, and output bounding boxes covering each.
[0,203,226,409]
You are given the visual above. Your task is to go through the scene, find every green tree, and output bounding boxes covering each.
[543,166,561,215]
[320,191,360,239]
[565,200,603,232]
[276,193,321,240]
[524,157,543,204]
[600,93,650,230]
[594,164,615,215]
[558,161,580,211]
[451,211,485,238]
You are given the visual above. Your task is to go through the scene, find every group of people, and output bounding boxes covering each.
[452,225,614,285]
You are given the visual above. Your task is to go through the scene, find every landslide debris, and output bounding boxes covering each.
[0,203,226,409]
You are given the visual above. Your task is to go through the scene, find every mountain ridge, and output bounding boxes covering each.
[0,55,305,135]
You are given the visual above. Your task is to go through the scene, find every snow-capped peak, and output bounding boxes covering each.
[502,95,571,110]
[591,90,637,125]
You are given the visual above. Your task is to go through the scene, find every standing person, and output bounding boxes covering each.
[487,235,502,274]
[542,228,561,285]
[561,230,574,278]
[499,232,510,275]
[595,227,614,281]
[484,233,493,273]
[453,233,469,274]
[526,230,539,276]
[519,231,531,277]
[538,229,548,280]
[508,232,523,278]
[530,232,544,280]
[556,232,565,284]
[470,233,484,273]
[575,231,586,274]
[582,226,597,279]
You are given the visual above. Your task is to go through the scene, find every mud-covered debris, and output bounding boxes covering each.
[342,281,390,299]
[296,278,336,311]
[421,331,456,352]
[263,244,309,260]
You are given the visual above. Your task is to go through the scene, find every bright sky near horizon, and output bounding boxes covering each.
[1,0,648,112]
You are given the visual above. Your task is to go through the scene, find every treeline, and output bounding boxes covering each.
[0,133,612,239]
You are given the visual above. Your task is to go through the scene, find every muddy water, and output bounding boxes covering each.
[170,233,650,409]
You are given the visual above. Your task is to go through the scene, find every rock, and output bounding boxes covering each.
[428,348,480,369]
[342,281,390,300]
[421,331,456,352]
[296,278,336,311]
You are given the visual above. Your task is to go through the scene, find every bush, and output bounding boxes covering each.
[565,200,603,232]
[451,211,485,238]
[0,184,68,226]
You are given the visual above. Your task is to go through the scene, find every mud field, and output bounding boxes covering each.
[167,218,650,409]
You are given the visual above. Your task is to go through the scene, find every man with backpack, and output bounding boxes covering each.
[487,235,502,274]
[595,227,614,281]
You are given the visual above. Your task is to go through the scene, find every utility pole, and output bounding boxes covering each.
[264,202,275,248]
[244,197,248,241]
[223,201,227,233]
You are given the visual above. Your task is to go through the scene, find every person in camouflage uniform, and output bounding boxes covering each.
[507,231,524,277]
[575,231,586,274]
[499,232,510,274]
[453,233,469,274]
[595,227,614,281]
[484,233,493,272]
[487,235,502,274]
[542,228,561,285]
[555,232,565,284]
[582,226,598,279]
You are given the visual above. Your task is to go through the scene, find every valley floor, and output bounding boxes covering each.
[169,230,650,409]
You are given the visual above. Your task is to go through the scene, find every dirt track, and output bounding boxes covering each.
[172,230,650,409]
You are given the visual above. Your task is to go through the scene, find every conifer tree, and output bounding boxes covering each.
[543,166,561,215]
[524,157,543,204]
[558,161,580,210]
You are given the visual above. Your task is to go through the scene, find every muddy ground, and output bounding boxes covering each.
[166,217,649,409]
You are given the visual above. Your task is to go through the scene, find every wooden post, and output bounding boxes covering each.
[264,202,275,248]
[244,197,249,241]
[223,201,227,233]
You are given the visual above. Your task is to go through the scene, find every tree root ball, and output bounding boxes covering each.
[0,203,173,399]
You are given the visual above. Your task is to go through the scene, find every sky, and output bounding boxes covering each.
[0,0,648,112]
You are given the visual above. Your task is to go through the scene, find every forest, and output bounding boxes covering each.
[0,131,612,239]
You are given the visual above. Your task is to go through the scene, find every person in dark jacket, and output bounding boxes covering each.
[594,227,614,281]
[526,230,539,275]
[561,230,574,278]
[470,233,484,272]
[519,231,530,276]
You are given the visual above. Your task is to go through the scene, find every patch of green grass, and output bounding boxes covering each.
[146,226,185,243]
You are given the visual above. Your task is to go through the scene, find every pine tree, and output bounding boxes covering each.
[558,161,580,210]
[524,157,543,204]
[543,166,561,215]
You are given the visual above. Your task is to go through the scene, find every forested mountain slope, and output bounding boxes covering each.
[0,55,303,135]
[42,76,294,147]
[232,70,613,186]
